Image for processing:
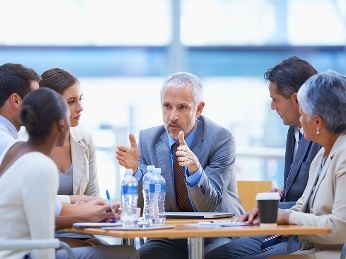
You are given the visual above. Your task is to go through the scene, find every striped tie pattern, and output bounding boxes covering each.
[261,234,280,252]
[298,129,303,144]
[172,143,194,212]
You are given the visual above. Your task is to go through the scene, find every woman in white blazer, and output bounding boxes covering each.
[40,68,100,201]
[39,69,106,247]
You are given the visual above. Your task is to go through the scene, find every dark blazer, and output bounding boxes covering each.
[137,115,244,217]
[280,126,321,209]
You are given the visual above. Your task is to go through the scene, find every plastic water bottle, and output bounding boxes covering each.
[121,169,138,228]
[149,168,166,225]
[157,168,166,225]
[142,165,155,225]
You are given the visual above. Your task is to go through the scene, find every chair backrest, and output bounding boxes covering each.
[237,180,274,212]
[0,239,75,259]
[341,243,346,259]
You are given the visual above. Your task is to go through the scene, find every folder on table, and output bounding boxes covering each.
[165,212,235,219]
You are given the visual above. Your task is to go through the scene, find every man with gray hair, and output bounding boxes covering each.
[116,71,244,258]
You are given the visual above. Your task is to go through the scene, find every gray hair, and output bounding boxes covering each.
[298,70,346,134]
[160,72,203,105]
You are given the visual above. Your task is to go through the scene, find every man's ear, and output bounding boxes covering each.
[9,93,21,108]
[292,93,298,103]
[195,101,205,118]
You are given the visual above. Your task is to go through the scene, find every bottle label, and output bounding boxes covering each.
[155,183,161,193]
[149,183,155,193]
[122,185,138,195]
[149,183,165,193]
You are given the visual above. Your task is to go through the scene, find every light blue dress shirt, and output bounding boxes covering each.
[134,124,202,188]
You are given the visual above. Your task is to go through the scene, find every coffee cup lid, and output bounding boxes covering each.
[256,192,281,200]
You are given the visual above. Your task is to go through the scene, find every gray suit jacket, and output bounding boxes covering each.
[137,115,244,217]
[280,126,321,209]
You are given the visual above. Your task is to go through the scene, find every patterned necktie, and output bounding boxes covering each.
[298,129,303,144]
[261,234,280,252]
[172,143,194,212]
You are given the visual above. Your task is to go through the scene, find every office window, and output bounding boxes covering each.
[1,0,345,198]
[288,0,346,45]
[0,0,344,46]
[181,0,346,46]
[181,0,275,45]
[0,0,170,45]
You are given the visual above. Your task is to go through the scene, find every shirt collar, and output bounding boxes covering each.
[0,115,18,139]
[168,123,198,149]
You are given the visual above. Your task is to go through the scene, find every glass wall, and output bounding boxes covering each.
[0,0,345,198]
[1,0,344,46]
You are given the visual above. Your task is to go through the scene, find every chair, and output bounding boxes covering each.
[341,243,346,259]
[0,238,75,259]
[237,180,274,211]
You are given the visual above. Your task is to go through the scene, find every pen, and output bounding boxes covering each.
[106,190,117,223]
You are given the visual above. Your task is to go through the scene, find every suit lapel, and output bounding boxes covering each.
[285,137,310,193]
[307,154,330,211]
[303,134,346,211]
[190,119,203,156]
[309,135,346,207]
[70,130,86,194]
[284,127,295,181]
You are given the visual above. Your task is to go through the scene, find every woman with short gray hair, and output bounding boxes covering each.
[268,70,346,258]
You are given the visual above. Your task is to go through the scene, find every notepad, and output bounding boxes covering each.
[165,212,235,219]
[197,221,250,227]
[73,222,122,228]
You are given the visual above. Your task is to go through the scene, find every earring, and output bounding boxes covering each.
[316,128,320,135]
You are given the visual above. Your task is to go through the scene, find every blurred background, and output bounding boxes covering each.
[1,0,345,199]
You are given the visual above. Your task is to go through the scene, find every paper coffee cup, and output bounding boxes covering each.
[256,192,280,227]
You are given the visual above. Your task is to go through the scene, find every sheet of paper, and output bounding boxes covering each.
[165,212,235,219]
[102,225,175,231]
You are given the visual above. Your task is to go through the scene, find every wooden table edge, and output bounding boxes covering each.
[65,225,332,239]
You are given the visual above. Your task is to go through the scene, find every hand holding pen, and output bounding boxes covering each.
[106,189,117,223]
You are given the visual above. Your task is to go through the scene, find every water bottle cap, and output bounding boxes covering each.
[153,168,161,174]
[125,169,133,175]
[147,165,155,170]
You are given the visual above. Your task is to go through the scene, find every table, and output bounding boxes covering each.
[67,222,331,259]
